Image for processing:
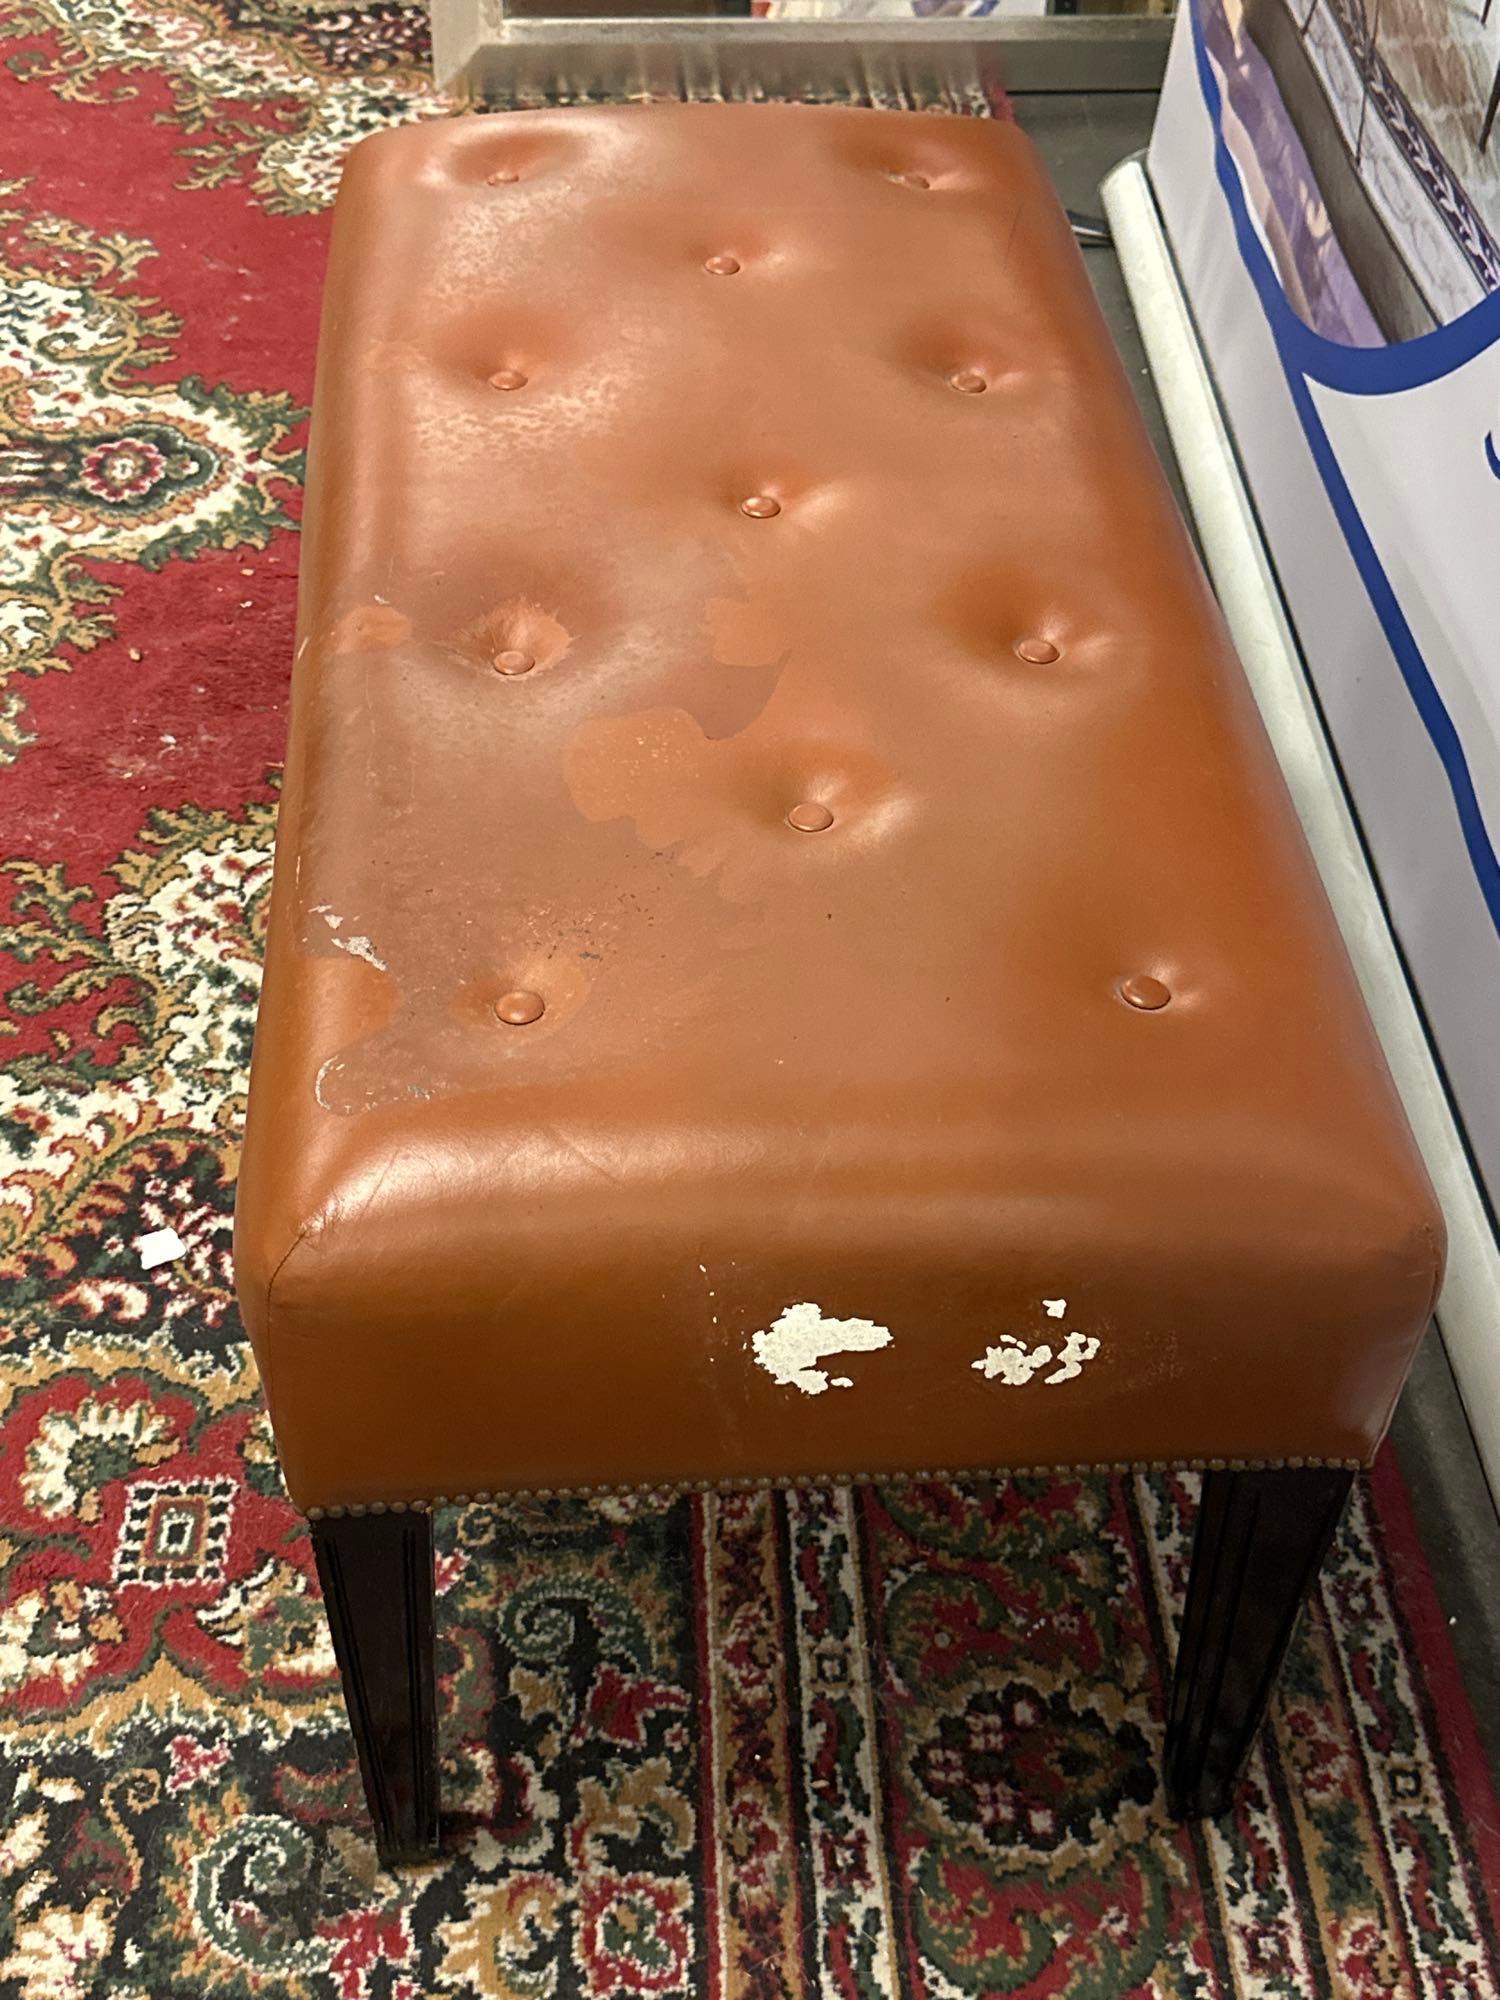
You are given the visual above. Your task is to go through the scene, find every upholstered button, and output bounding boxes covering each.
[493,649,535,676]
[787,802,834,833]
[1118,974,1171,1012]
[487,167,520,185]
[949,369,988,395]
[496,989,545,1025]
[704,253,741,275]
[740,494,781,519]
[889,170,930,190]
[1015,637,1061,664]
[489,368,527,392]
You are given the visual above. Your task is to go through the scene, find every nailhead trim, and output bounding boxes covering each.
[301,1453,1364,1518]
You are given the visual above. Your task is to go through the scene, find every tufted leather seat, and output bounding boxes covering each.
[235,103,1442,1520]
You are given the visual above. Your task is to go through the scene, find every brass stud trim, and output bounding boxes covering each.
[298,1454,1364,1517]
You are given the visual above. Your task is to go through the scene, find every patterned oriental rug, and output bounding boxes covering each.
[1,4,1498,1996]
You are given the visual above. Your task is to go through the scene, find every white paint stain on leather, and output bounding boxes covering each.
[972,1325,1101,1386]
[1043,1298,1067,1318]
[1043,1332,1100,1384]
[973,1334,1053,1385]
[751,1302,893,1396]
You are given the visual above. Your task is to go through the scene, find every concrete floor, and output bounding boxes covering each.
[1015,87,1500,1781]
[1013,93,1184,495]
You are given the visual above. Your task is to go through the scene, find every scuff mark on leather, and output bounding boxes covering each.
[311,905,388,972]
[562,698,906,912]
[329,603,412,653]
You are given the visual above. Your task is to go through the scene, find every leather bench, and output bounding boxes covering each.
[234,102,1444,1864]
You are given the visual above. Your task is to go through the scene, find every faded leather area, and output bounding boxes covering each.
[233,103,1443,1512]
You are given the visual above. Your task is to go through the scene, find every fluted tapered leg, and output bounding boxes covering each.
[1166,1466,1354,1818]
[311,1510,440,1863]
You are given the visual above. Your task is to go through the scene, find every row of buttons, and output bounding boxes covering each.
[489,353,992,398]
[468,149,1147,1035]
[492,971,1175,1027]
[491,360,991,396]
[482,163,942,192]
[488,633,1062,675]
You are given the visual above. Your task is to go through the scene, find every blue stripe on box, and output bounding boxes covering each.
[1184,0,1500,933]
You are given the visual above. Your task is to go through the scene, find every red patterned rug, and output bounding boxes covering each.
[2,5,1499,1997]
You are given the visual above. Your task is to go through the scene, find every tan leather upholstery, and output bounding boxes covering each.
[234,104,1443,1514]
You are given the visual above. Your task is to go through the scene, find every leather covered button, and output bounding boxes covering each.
[949,369,988,395]
[493,649,535,676]
[495,989,545,1025]
[704,253,741,275]
[740,494,781,519]
[1015,637,1061,665]
[787,802,834,833]
[1118,974,1172,1012]
[489,368,528,392]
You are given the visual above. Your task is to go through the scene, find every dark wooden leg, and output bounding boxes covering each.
[310,1509,440,1864]
[1166,1466,1354,1818]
